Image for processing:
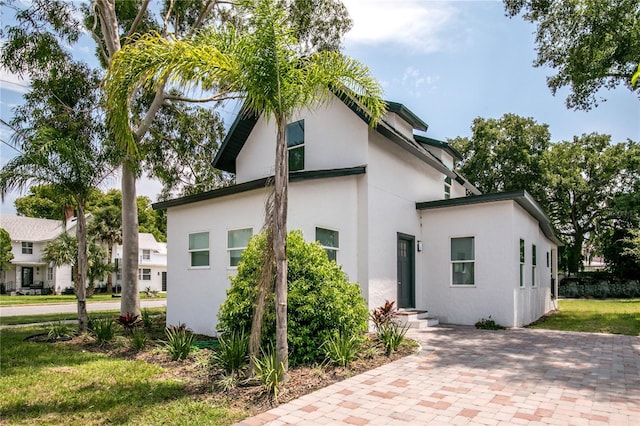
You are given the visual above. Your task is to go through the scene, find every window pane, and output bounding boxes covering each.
[289,146,304,171]
[325,249,337,262]
[452,262,474,285]
[228,228,252,248]
[451,237,474,261]
[191,251,209,267]
[520,239,525,263]
[230,249,244,267]
[532,244,537,265]
[286,120,304,147]
[444,176,452,185]
[316,228,339,248]
[189,232,209,250]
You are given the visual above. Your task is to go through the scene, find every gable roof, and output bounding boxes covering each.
[414,135,463,161]
[0,215,65,242]
[416,190,563,246]
[153,166,366,210]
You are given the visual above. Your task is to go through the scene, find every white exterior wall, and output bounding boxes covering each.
[166,175,362,336]
[420,201,555,327]
[365,131,443,311]
[235,100,369,183]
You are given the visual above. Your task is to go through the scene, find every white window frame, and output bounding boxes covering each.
[450,236,475,286]
[531,244,537,288]
[227,227,253,268]
[315,227,339,262]
[188,231,210,269]
[444,176,452,200]
[22,241,33,254]
[47,266,54,281]
[519,239,525,288]
[286,119,305,172]
[141,249,151,261]
[138,268,151,281]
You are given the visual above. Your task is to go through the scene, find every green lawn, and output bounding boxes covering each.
[0,293,166,306]
[529,299,640,336]
[0,308,166,326]
[0,327,247,425]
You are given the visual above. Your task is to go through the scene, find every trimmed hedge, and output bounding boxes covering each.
[217,230,368,366]
[559,275,640,298]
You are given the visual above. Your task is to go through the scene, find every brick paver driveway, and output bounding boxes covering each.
[237,325,639,425]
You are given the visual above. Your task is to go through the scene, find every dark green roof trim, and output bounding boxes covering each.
[416,190,563,246]
[386,101,428,131]
[414,135,463,161]
[212,108,258,173]
[152,166,367,210]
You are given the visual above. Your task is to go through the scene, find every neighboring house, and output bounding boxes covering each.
[154,95,561,336]
[0,214,73,294]
[113,233,167,293]
[0,214,167,294]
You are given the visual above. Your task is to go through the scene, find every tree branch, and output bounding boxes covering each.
[162,0,174,37]
[126,0,151,39]
[163,93,239,103]
[134,83,167,140]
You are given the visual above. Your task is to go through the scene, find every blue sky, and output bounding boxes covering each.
[1,0,639,213]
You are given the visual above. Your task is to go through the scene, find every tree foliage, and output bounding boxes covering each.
[449,114,551,206]
[504,0,640,110]
[217,231,368,367]
[0,228,14,272]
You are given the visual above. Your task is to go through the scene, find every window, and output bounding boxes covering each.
[316,227,339,262]
[21,242,33,254]
[142,249,150,260]
[189,232,210,267]
[116,268,122,280]
[47,267,54,281]
[451,237,474,285]
[519,239,525,287]
[286,120,304,171]
[532,244,537,287]
[228,228,253,267]
[546,251,550,268]
[138,268,151,281]
[444,176,452,199]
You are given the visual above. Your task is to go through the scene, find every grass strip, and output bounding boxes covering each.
[529,299,640,336]
[0,293,166,306]
[0,307,166,326]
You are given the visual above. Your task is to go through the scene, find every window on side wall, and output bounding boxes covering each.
[47,267,54,281]
[138,268,151,281]
[316,227,339,262]
[531,244,537,287]
[142,249,150,260]
[451,237,474,285]
[228,228,253,267]
[519,239,525,287]
[189,232,210,268]
[22,242,33,254]
[286,120,304,171]
[444,176,452,199]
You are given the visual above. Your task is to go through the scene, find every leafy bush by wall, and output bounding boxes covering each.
[217,230,368,366]
[559,274,640,298]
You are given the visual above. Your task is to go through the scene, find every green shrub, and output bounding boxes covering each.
[475,316,506,330]
[211,330,249,375]
[377,321,408,356]
[141,308,154,328]
[164,324,194,361]
[370,300,398,331]
[252,346,285,402]
[322,332,362,367]
[46,320,73,340]
[91,318,116,345]
[217,230,368,366]
[130,329,148,351]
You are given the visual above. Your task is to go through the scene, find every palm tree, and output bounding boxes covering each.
[89,205,122,293]
[1,60,117,332]
[105,0,386,372]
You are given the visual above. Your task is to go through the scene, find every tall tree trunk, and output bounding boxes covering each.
[106,243,113,294]
[273,116,288,374]
[76,204,88,333]
[121,163,141,317]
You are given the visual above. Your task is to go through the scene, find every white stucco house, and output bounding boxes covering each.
[1,214,167,294]
[153,96,561,336]
[0,214,73,294]
[113,233,167,293]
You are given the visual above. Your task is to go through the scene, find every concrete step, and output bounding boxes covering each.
[406,317,439,329]
[395,310,439,328]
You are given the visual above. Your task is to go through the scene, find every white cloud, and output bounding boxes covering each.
[342,0,460,53]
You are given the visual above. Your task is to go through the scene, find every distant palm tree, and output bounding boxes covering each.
[105,0,386,372]
[89,206,122,293]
